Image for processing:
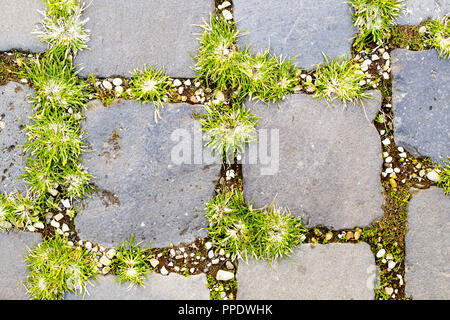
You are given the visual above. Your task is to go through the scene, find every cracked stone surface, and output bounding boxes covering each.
[75,100,219,248]
[0,231,42,300]
[0,0,47,52]
[242,92,384,229]
[237,243,377,300]
[396,0,450,25]
[65,273,209,300]
[392,49,449,165]
[405,187,450,300]
[74,0,214,78]
[234,0,356,69]
[0,83,34,194]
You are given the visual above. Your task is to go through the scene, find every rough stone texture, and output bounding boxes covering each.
[0,231,42,300]
[65,273,209,300]
[75,0,214,78]
[75,101,219,248]
[234,0,356,69]
[405,187,450,300]
[242,92,383,229]
[0,0,47,52]
[0,83,34,194]
[396,0,450,25]
[392,49,449,165]
[237,243,376,300]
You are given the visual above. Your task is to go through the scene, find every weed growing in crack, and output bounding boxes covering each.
[349,0,404,50]
[23,235,98,300]
[21,113,92,200]
[243,49,299,103]
[195,14,298,104]
[0,193,43,232]
[423,15,450,59]
[129,64,173,121]
[194,15,249,92]
[21,49,92,117]
[204,189,307,262]
[110,236,154,288]
[34,0,90,57]
[436,159,450,195]
[197,102,258,159]
[313,54,372,105]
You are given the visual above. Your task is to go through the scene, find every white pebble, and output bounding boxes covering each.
[173,79,182,87]
[102,80,113,90]
[385,156,393,163]
[382,52,390,60]
[376,248,386,258]
[382,138,390,146]
[112,78,123,86]
[222,9,233,20]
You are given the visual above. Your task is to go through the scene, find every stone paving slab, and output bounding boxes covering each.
[0,83,34,194]
[65,273,209,300]
[396,0,450,25]
[234,0,356,69]
[392,49,449,165]
[75,101,219,248]
[0,0,47,52]
[75,0,214,78]
[405,187,450,300]
[0,231,42,300]
[242,92,384,229]
[237,243,376,300]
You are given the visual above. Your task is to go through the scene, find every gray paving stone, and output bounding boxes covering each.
[396,0,449,25]
[75,101,219,248]
[65,273,209,300]
[237,243,376,300]
[75,0,214,78]
[0,0,47,52]
[0,231,42,300]
[0,83,34,194]
[405,187,450,300]
[242,92,384,229]
[392,49,449,165]
[234,0,356,69]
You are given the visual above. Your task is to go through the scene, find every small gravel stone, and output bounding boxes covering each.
[61,224,70,232]
[222,9,233,20]
[385,156,393,163]
[61,199,71,208]
[427,170,440,182]
[106,248,116,259]
[54,213,64,221]
[34,222,45,229]
[149,258,159,268]
[382,138,391,146]
[388,261,396,270]
[382,52,390,60]
[50,220,60,228]
[226,261,234,270]
[173,79,182,87]
[385,287,394,295]
[160,266,169,275]
[208,250,215,259]
[102,80,113,90]
[112,78,123,86]
[376,248,386,258]
[99,255,111,266]
[216,270,234,281]
[212,258,219,265]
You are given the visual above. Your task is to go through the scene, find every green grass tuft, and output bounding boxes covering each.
[34,0,90,57]
[349,0,404,49]
[424,16,450,59]
[21,50,92,117]
[128,64,173,121]
[313,54,371,105]
[197,102,258,159]
[23,235,98,300]
[437,159,450,195]
[205,190,307,262]
[110,236,154,288]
